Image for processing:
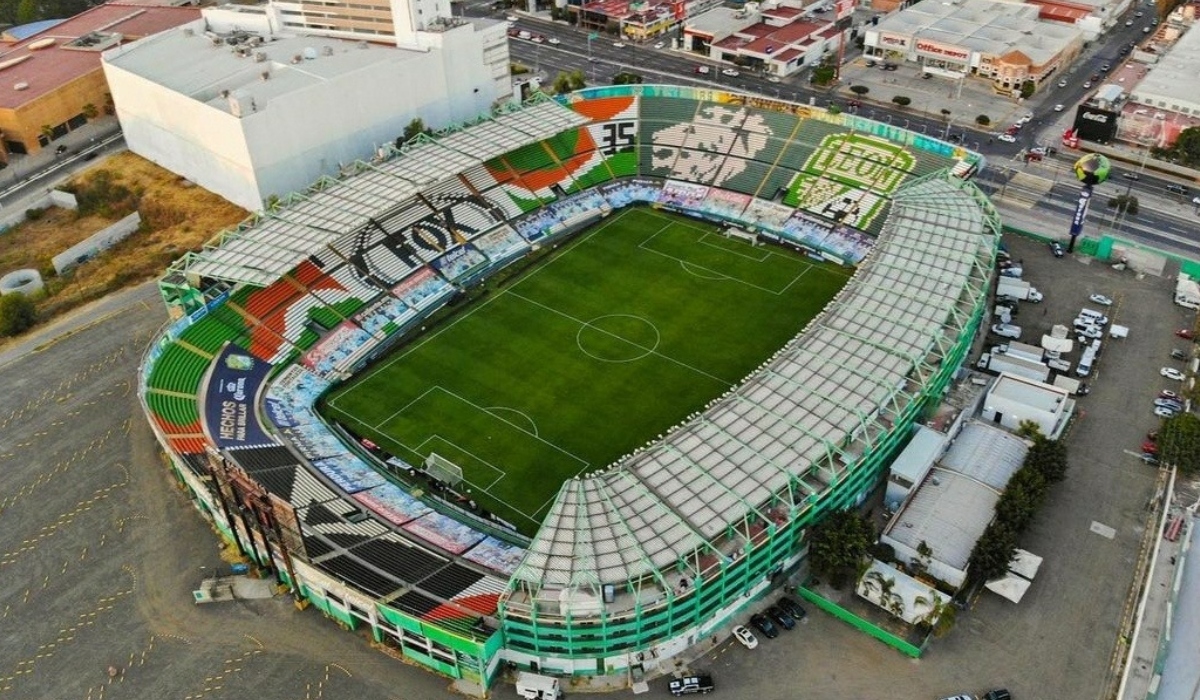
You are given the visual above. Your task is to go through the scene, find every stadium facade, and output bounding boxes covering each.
[138,85,997,693]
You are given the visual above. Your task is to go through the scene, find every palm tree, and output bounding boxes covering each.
[914,592,957,636]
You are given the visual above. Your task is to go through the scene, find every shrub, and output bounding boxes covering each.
[975,114,991,126]
[892,95,911,107]
[0,293,37,337]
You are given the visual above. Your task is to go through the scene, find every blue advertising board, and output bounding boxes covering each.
[203,344,277,450]
[1069,185,1092,239]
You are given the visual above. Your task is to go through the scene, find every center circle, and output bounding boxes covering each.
[576,314,661,363]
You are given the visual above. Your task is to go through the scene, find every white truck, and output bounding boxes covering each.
[997,277,1043,303]
[1000,341,1044,364]
[978,352,1050,383]
[516,672,561,700]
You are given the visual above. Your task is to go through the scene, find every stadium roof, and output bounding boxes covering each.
[511,172,999,595]
[175,97,588,286]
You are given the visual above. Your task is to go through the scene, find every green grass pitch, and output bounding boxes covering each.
[322,207,850,535]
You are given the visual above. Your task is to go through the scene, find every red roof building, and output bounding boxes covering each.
[0,2,199,159]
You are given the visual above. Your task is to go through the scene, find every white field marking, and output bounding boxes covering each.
[415,434,506,489]
[507,291,733,388]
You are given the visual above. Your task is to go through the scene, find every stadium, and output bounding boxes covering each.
[138,85,998,692]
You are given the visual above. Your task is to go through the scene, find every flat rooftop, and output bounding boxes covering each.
[0,2,198,109]
[990,373,1068,414]
[104,25,425,115]
[875,0,1081,65]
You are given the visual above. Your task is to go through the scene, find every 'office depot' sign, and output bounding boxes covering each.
[916,39,969,61]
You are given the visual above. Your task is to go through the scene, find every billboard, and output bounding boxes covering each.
[203,344,277,450]
[1073,105,1119,144]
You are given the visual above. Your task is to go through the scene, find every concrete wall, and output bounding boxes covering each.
[52,211,141,274]
[106,22,509,211]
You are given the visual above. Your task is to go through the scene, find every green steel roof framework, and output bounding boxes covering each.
[503,171,999,632]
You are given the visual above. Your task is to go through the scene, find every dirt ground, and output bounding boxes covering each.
[0,152,246,324]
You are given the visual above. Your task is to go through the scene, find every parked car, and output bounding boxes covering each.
[1076,325,1103,340]
[998,133,1017,143]
[982,690,1012,700]
[1172,348,1188,360]
[777,596,807,621]
[1089,293,1113,306]
[1161,367,1186,381]
[992,324,1022,339]
[722,68,740,76]
[612,41,626,47]
[1142,441,1159,454]
[1160,390,1180,400]
[1177,328,1195,340]
[767,605,795,630]
[750,613,778,639]
[938,694,977,700]
[1155,406,1179,418]
[547,37,561,44]
[668,675,715,696]
[1050,241,1065,257]
[1153,399,1181,410]
[1141,452,1160,465]
[732,624,758,649]
[653,41,665,49]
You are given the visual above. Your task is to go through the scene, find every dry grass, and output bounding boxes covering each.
[2,152,247,321]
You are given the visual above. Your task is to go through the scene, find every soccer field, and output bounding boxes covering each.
[322,207,850,534]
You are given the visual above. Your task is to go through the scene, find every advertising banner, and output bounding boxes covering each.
[878,32,910,50]
[1072,106,1119,144]
[203,344,276,450]
[1069,185,1092,239]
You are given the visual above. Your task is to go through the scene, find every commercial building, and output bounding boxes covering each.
[981,372,1073,438]
[103,1,510,211]
[864,0,1083,96]
[683,0,851,77]
[1116,19,1200,148]
[881,421,1029,588]
[0,2,199,160]
[573,0,723,40]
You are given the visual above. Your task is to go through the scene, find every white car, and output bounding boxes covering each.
[653,41,665,49]
[1161,390,1180,400]
[722,68,740,76]
[505,14,519,21]
[1125,19,1134,25]
[1058,79,1068,88]
[612,41,626,48]
[992,323,1022,339]
[1054,104,1065,112]
[1155,406,1179,418]
[1161,367,1186,381]
[1089,293,1113,306]
[767,76,781,83]
[547,37,561,45]
[733,625,759,649]
[998,133,1017,143]
[1076,326,1103,340]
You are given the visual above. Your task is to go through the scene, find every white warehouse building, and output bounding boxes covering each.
[102,4,511,211]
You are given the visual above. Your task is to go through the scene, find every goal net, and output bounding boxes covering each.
[424,452,464,488]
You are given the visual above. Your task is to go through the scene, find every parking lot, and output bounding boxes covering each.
[603,233,1184,700]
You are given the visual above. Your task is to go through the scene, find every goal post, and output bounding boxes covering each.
[424,452,464,488]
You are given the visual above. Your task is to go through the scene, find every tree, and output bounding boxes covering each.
[939,108,952,120]
[1158,127,1200,168]
[0,293,37,337]
[808,509,874,588]
[1019,80,1036,99]
[910,540,933,579]
[995,467,1046,532]
[1026,436,1069,483]
[892,95,911,107]
[914,592,957,636]
[968,520,1018,583]
[81,103,99,121]
[16,0,38,24]
[975,114,991,126]
[612,71,643,85]
[1015,419,1044,440]
[811,64,836,86]
[1107,194,1140,216]
[1159,413,1200,474]
[849,84,870,96]
[402,118,429,143]
[551,70,586,94]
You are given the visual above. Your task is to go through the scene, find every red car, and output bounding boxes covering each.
[1178,329,1196,340]
[1142,441,1158,454]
